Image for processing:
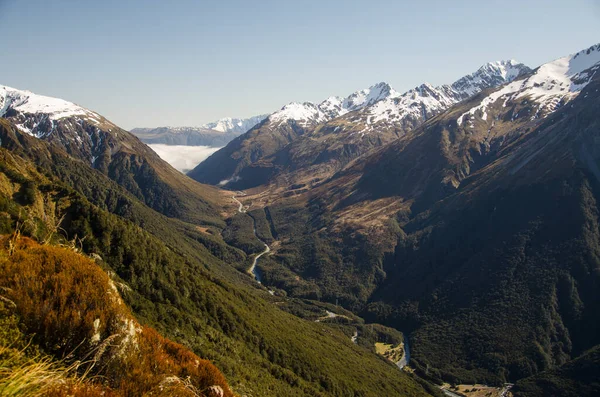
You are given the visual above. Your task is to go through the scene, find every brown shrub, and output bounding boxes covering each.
[0,236,234,397]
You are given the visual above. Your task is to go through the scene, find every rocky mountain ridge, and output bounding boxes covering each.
[188,59,531,189]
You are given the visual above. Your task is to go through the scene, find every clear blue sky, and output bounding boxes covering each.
[1,0,599,129]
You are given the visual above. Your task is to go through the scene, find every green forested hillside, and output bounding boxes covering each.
[512,344,600,397]
[0,118,432,396]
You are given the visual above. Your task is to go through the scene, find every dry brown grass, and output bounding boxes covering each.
[442,383,507,397]
[0,236,234,397]
[375,342,405,363]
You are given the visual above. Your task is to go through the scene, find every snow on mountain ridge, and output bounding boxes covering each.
[134,114,269,137]
[450,59,530,97]
[0,85,108,138]
[268,82,399,126]
[269,102,326,125]
[0,85,97,122]
[266,59,530,133]
[457,44,600,125]
[342,82,400,111]
[202,114,269,134]
[364,60,531,127]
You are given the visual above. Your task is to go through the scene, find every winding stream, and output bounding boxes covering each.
[232,196,414,370]
[397,337,411,369]
[232,195,271,283]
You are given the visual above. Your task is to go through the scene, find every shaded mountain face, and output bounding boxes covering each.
[0,85,224,225]
[131,114,269,147]
[188,61,530,189]
[219,43,600,388]
[512,344,600,397]
[352,44,600,209]
[368,70,600,385]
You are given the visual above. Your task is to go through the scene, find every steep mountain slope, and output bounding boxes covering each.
[219,43,600,388]
[512,344,600,397]
[370,68,600,384]
[352,44,600,207]
[0,85,224,225]
[189,61,530,189]
[0,117,434,397]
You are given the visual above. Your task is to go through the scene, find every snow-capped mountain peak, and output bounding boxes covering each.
[269,102,325,125]
[450,59,531,97]
[268,82,400,126]
[480,59,524,80]
[342,82,399,111]
[0,85,97,122]
[457,43,600,125]
[358,60,531,129]
[0,85,108,138]
[201,114,269,134]
[265,58,530,131]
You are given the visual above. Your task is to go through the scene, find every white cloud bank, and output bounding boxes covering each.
[148,144,221,173]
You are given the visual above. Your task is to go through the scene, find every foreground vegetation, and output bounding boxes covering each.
[0,236,232,397]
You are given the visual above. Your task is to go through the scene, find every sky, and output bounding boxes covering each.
[1,0,599,129]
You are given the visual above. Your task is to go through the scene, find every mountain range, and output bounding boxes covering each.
[1,42,600,397]
[190,42,600,394]
[131,115,268,147]
[187,60,531,188]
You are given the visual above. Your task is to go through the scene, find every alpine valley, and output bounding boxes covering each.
[0,42,599,397]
